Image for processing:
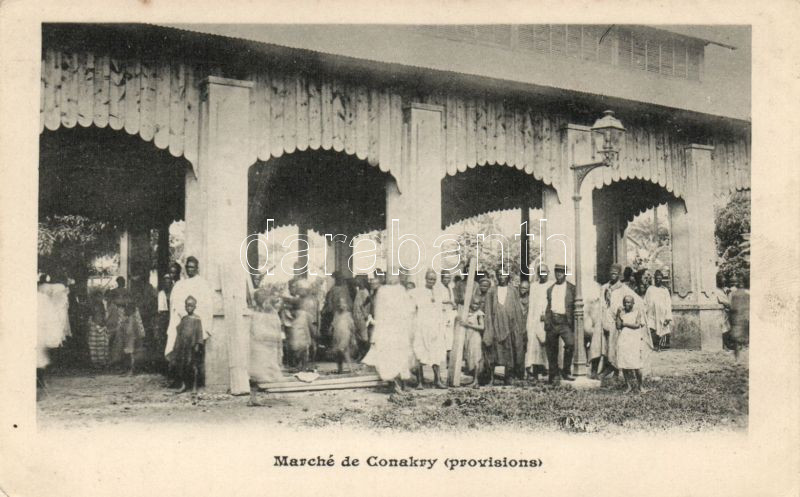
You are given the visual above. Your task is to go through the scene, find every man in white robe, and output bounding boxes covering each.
[412,269,447,389]
[362,274,416,394]
[165,256,214,358]
[525,264,549,381]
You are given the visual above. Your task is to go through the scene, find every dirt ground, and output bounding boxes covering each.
[38,349,748,433]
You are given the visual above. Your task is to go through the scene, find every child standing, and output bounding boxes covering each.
[119,298,145,376]
[616,295,648,394]
[456,298,485,389]
[287,299,312,372]
[330,296,357,374]
[172,296,205,395]
[248,289,285,406]
[87,295,109,368]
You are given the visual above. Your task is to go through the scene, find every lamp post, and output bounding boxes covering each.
[571,110,625,376]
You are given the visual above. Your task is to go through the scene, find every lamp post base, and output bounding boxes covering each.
[570,376,602,390]
[573,298,588,376]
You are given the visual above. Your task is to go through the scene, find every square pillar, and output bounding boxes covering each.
[128,229,151,282]
[670,144,725,351]
[184,76,254,393]
[387,103,443,287]
[542,186,573,274]
[118,230,129,280]
[118,228,150,283]
[668,199,693,299]
[685,145,720,298]
[334,238,353,278]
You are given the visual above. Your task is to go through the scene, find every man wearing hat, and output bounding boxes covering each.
[544,264,576,383]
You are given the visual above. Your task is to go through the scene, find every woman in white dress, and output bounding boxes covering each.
[644,270,673,351]
[615,295,648,394]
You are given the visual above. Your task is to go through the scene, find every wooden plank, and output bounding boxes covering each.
[169,62,186,157]
[260,373,383,390]
[64,52,79,129]
[308,75,322,151]
[257,70,272,161]
[108,57,122,130]
[183,64,199,168]
[448,256,476,387]
[51,50,63,130]
[39,62,45,133]
[445,94,457,175]
[541,114,553,183]
[344,84,356,156]
[486,99,497,165]
[455,96,467,172]
[367,88,380,166]
[495,99,506,166]
[270,74,285,158]
[263,379,386,393]
[463,97,476,172]
[77,51,94,127]
[58,51,70,127]
[377,90,391,172]
[321,80,334,151]
[247,70,259,162]
[331,80,345,152]
[523,110,534,174]
[43,49,58,130]
[296,75,309,152]
[513,108,523,170]
[124,58,141,135]
[139,59,157,142]
[94,54,110,128]
[356,85,369,160]
[476,97,487,166]
[283,73,297,154]
[389,93,403,176]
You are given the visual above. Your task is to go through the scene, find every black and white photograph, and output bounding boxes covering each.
[1,3,798,497]
[34,22,751,432]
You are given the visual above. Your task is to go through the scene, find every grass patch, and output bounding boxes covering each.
[304,365,748,433]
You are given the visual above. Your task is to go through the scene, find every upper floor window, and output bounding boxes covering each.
[411,25,705,82]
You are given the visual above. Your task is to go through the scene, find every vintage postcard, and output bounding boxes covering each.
[0,1,798,496]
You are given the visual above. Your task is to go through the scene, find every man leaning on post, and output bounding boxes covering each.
[544,264,576,385]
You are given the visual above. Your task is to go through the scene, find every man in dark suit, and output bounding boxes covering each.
[545,264,576,384]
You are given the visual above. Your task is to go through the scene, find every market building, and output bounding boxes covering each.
[39,23,750,391]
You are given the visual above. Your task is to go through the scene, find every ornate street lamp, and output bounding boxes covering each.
[571,110,625,376]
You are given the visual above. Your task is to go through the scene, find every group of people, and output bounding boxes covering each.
[75,257,215,394]
[40,252,748,400]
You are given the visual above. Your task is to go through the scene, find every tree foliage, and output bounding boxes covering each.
[715,191,751,286]
[38,215,117,279]
[625,209,672,271]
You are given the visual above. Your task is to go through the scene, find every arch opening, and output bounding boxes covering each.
[38,125,190,370]
[248,149,393,282]
[441,164,547,278]
[592,178,681,285]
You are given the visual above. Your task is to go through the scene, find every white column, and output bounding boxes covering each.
[685,144,719,298]
[684,144,725,351]
[542,186,572,273]
[386,103,444,287]
[668,198,693,299]
[187,76,254,393]
[118,230,129,280]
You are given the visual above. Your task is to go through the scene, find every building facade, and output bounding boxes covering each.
[39,24,750,392]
